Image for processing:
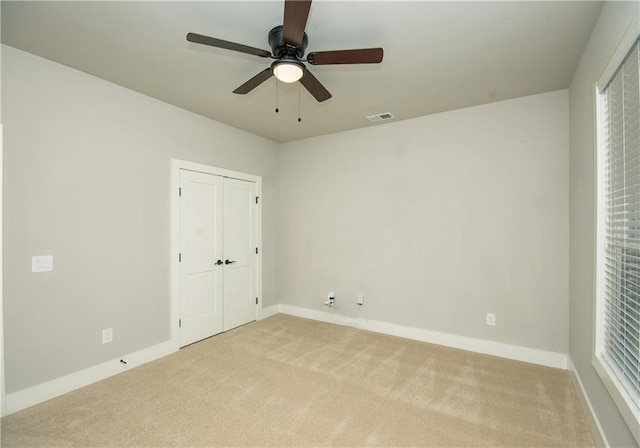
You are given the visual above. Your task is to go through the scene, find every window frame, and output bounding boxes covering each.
[594,13,640,445]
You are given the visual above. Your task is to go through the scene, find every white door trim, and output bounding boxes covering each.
[170,159,262,349]
[1,124,5,416]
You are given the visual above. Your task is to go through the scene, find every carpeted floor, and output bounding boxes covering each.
[1,314,594,447]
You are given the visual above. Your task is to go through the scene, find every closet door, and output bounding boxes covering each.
[178,170,257,347]
[179,170,224,346]
[222,178,257,331]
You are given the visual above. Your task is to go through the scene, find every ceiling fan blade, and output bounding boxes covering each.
[307,48,384,65]
[233,68,274,95]
[300,70,332,102]
[187,33,271,58]
[283,0,312,47]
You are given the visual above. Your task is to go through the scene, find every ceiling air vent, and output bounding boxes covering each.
[366,112,395,123]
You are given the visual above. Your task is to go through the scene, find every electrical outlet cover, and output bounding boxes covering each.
[486,313,496,327]
[102,328,113,344]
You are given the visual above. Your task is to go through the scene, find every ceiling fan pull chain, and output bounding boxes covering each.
[298,84,302,123]
[275,79,279,113]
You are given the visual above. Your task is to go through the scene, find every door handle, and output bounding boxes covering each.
[215,260,223,266]
[225,260,236,265]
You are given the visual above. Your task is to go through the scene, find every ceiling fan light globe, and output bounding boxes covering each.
[273,61,304,83]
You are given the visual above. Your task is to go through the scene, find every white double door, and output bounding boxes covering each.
[179,169,257,347]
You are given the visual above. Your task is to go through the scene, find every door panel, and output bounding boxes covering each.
[223,178,257,331]
[179,170,223,346]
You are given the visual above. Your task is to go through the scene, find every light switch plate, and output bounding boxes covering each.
[32,255,53,273]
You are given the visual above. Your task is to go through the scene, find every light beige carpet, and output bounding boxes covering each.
[2,314,594,447]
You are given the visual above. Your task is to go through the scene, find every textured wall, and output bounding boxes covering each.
[279,90,569,354]
[2,46,278,393]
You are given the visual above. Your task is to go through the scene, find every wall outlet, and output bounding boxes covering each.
[324,291,335,307]
[102,328,113,344]
[356,294,365,305]
[486,313,496,327]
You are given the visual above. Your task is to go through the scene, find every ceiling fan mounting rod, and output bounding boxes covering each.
[268,25,308,59]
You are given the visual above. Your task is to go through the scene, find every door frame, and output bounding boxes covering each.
[170,159,262,349]
[1,124,5,416]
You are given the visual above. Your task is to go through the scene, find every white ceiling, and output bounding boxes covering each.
[1,1,602,143]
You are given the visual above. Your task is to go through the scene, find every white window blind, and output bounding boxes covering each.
[600,37,640,416]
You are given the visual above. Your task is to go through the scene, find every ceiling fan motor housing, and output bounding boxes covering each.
[268,25,308,59]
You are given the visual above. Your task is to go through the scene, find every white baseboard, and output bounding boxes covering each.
[5,340,177,415]
[568,357,608,447]
[258,304,280,320]
[277,304,568,370]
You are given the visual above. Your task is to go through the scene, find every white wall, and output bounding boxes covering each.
[569,1,639,447]
[1,45,278,394]
[278,90,569,355]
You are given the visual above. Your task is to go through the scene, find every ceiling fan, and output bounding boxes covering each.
[186,0,383,102]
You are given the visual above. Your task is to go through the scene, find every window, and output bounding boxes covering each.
[595,25,640,443]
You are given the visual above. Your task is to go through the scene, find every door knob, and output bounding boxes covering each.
[215,260,223,265]
[225,260,236,265]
